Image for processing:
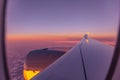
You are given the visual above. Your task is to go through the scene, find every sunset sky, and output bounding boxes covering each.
[6,0,119,41]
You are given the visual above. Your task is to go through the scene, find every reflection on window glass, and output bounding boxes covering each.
[6,0,119,80]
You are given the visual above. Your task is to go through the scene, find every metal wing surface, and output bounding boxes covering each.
[32,36,114,80]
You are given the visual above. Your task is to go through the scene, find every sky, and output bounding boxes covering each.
[6,0,119,41]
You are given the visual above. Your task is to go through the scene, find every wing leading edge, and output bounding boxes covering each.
[32,36,114,80]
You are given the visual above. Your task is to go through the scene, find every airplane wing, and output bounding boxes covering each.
[31,35,114,80]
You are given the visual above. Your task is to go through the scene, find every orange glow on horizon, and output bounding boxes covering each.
[6,34,68,41]
[6,33,116,41]
[6,34,82,41]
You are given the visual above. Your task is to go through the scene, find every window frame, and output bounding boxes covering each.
[0,0,119,80]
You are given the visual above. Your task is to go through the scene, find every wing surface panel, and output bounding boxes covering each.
[81,38,114,80]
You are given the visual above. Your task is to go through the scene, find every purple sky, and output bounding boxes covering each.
[6,0,119,37]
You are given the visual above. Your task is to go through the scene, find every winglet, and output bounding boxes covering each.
[84,34,88,39]
[84,32,90,39]
[84,32,90,43]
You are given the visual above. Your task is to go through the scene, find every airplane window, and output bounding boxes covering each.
[6,0,119,80]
